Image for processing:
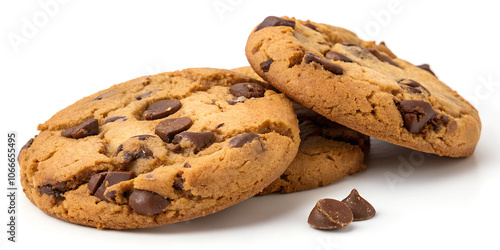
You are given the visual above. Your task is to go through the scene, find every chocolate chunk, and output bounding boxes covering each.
[214,123,225,130]
[229,83,265,98]
[304,22,317,31]
[429,113,451,132]
[398,79,430,96]
[255,16,295,32]
[308,198,353,229]
[104,116,127,124]
[136,91,153,100]
[260,59,273,73]
[61,127,75,138]
[341,43,361,47]
[121,147,154,164]
[325,51,354,63]
[18,138,34,161]
[88,172,108,194]
[368,48,399,67]
[93,172,134,201]
[143,99,182,120]
[115,144,124,155]
[227,99,239,105]
[72,118,99,138]
[173,172,184,190]
[92,92,107,101]
[105,190,117,201]
[38,184,64,198]
[417,64,436,76]
[21,138,34,151]
[62,118,99,139]
[39,185,55,195]
[229,133,260,148]
[129,189,169,215]
[341,189,376,221]
[132,134,156,141]
[304,52,343,75]
[398,100,436,133]
[155,117,192,143]
[172,131,215,152]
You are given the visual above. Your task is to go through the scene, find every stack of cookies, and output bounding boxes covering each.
[18,16,481,229]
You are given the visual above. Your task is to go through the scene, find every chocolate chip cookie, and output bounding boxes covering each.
[19,68,300,229]
[245,16,481,157]
[233,67,369,194]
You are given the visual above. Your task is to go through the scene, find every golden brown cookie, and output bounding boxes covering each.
[18,68,300,229]
[233,67,369,194]
[245,16,481,157]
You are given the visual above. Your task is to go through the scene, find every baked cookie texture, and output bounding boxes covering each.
[245,16,481,157]
[19,68,300,229]
[233,66,369,194]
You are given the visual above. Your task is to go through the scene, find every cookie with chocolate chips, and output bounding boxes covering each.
[233,66,369,194]
[18,68,300,229]
[245,16,481,157]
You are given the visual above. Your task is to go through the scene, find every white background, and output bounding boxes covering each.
[1,0,499,249]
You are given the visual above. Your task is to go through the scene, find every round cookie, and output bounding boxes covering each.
[245,16,481,157]
[18,68,300,229]
[233,67,369,194]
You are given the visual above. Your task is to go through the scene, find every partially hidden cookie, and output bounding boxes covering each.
[245,16,481,157]
[18,68,300,229]
[233,67,369,194]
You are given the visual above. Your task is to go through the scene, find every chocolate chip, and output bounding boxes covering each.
[183,162,191,168]
[172,131,216,152]
[417,64,436,76]
[155,117,192,143]
[229,83,265,99]
[308,198,353,230]
[255,16,295,32]
[260,59,273,73]
[398,100,436,133]
[129,189,169,215]
[304,22,317,31]
[143,99,182,120]
[304,52,343,75]
[61,118,99,139]
[136,91,153,100]
[398,79,430,96]
[325,51,354,63]
[368,48,399,67]
[88,172,108,194]
[229,133,260,148]
[93,172,134,201]
[341,189,376,221]
[104,116,127,124]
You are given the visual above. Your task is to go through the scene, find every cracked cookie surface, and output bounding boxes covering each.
[19,68,300,229]
[233,66,369,194]
[245,16,481,157]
